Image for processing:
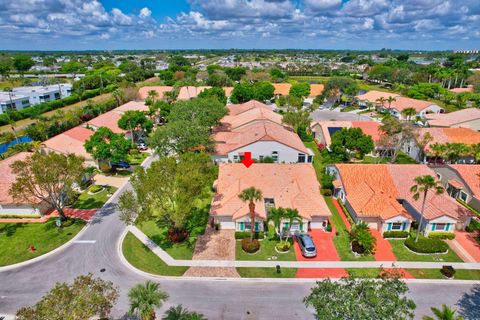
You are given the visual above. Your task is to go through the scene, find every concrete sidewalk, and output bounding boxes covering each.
[127,226,480,270]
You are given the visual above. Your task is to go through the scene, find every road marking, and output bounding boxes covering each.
[73,240,97,244]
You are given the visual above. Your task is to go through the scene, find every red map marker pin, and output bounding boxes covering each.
[241,152,254,168]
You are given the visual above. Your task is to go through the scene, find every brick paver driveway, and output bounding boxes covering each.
[183,228,240,277]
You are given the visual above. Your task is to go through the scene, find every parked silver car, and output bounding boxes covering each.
[295,233,317,258]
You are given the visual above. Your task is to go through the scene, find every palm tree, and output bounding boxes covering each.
[422,304,464,320]
[112,88,124,107]
[238,187,263,241]
[282,208,302,242]
[162,305,207,320]
[410,175,444,242]
[267,207,285,239]
[401,107,417,121]
[147,90,159,104]
[430,143,447,165]
[376,97,387,113]
[128,281,169,320]
[386,96,397,113]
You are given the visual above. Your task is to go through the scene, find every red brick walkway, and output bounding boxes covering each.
[0,208,97,223]
[454,231,480,262]
[294,226,348,278]
[371,229,414,278]
[332,198,351,231]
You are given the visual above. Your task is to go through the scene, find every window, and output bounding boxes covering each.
[298,153,306,163]
[233,155,239,162]
[272,151,278,162]
[264,198,275,207]
[307,155,313,163]
[434,223,447,231]
[259,155,264,161]
[391,222,403,230]
[459,191,468,202]
[54,93,60,99]
[22,100,30,106]
[244,221,252,231]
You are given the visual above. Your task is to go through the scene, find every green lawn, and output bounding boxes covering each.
[122,232,188,276]
[406,268,480,280]
[236,267,297,278]
[236,238,296,261]
[137,220,194,260]
[303,140,325,181]
[127,152,149,165]
[71,186,117,210]
[325,197,375,261]
[346,268,383,278]
[389,240,463,262]
[0,218,86,266]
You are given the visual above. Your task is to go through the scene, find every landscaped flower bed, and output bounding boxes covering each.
[241,238,260,253]
[404,237,448,254]
[275,241,291,253]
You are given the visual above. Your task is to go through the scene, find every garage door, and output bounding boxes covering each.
[367,222,379,230]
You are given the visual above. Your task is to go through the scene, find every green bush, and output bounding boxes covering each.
[326,223,332,232]
[0,214,41,219]
[383,231,409,238]
[266,224,277,240]
[88,185,104,193]
[404,237,448,254]
[466,219,480,232]
[275,241,291,252]
[235,231,264,240]
[320,188,332,196]
[349,222,376,255]
[241,238,260,253]
[428,232,456,240]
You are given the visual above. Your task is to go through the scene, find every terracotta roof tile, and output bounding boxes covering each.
[87,111,125,134]
[177,86,211,100]
[449,165,480,197]
[426,108,480,127]
[418,128,480,152]
[137,86,173,100]
[0,152,40,205]
[42,127,94,160]
[273,83,291,96]
[390,96,437,112]
[309,84,324,97]
[354,90,400,103]
[211,163,331,221]
[114,101,149,113]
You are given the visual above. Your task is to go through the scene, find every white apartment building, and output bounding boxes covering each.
[12,84,73,106]
[0,92,31,114]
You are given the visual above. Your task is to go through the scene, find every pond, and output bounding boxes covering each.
[0,136,32,154]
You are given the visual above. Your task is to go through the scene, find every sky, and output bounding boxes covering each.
[1,0,479,51]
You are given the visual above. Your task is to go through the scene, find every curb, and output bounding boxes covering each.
[117,229,480,284]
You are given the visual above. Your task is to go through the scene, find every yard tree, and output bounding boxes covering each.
[198,86,227,104]
[322,77,359,102]
[289,82,311,98]
[329,127,374,161]
[61,60,84,80]
[206,70,232,87]
[252,81,275,101]
[118,110,153,142]
[304,276,416,320]
[401,107,417,121]
[118,190,139,226]
[84,127,132,163]
[282,110,311,133]
[231,83,254,103]
[16,274,119,320]
[410,175,444,242]
[269,68,287,82]
[149,120,212,156]
[128,281,169,320]
[168,97,227,128]
[238,187,263,241]
[128,152,215,235]
[0,56,12,78]
[9,152,84,220]
[224,66,247,81]
[13,55,34,74]
[380,117,417,163]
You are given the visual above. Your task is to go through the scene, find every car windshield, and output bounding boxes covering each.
[302,236,315,250]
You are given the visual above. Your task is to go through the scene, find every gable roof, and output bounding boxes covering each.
[86,110,125,134]
[334,164,471,221]
[114,101,149,113]
[177,86,211,100]
[448,164,480,197]
[137,86,173,100]
[354,90,400,103]
[0,152,41,205]
[450,87,474,93]
[310,120,382,145]
[390,96,438,113]
[417,127,480,152]
[227,100,272,116]
[425,108,480,128]
[211,163,330,221]
[213,121,311,155]
[219,106,283,131]
[42,126,95,160]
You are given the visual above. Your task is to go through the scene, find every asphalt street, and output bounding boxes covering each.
[0,155,479,319]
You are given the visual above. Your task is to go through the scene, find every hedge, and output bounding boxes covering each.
[235,231,264,240]
[404,237,448,254]
[383,231,409,238]
[428,232,456,240]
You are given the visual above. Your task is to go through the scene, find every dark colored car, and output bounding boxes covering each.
[296,233,317,258]
[111,161,130,169]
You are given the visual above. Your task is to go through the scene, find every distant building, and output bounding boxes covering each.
[454,50,479,54]
[12,84,73,106]
[0,92,31,114]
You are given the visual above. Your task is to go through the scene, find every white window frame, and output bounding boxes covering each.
[435,223,447,231]
[459,191,468,202]
[391,222,403,230]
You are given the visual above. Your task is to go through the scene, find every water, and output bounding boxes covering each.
[0,136,33,154]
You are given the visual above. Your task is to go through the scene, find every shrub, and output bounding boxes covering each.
[466,219,480,233]
[167,228,189,243]
[0,214,41,219]
[235,231,264,240]
[350,222,376,255]
[428,232,456,240]
[383,231,409,238]
[241,238,260,253]
[88,185,103,193]
[275,241,291,252]
[440,265,456,278]
[266,224,277,240]
[351,240,366,254]
[404,237,448,254]
[320,188,332,196]
[326,223,332,232]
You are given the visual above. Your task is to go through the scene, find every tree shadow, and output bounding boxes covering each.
[89,202,117,225]
[0,223,26,237]
[456,284,480,319]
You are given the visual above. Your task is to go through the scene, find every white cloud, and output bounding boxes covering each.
[139,7,152,18]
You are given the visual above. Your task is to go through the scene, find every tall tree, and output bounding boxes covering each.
[282,110,311,133]
[198,86,227,104]
[13,55,34,75]
[386,96,397,112]
[112,88,125,107]
[0,56,12,78]
[168,97,227,128]
[304,276,416,320]
[401,107,417,121]
[118,110,153,143]
[422,305,464,320]
[238,187,263,241]
[84,127,132,163]
[380,117,416,163]
[16,274,119,320]
[410,175,444,242]
[9,152,84,220]
[128,281,169,320]
[329,127,375,161]
[289,82,311,98]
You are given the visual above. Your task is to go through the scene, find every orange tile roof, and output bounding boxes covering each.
[42,127,95,160]
[310,120,381,145]
[309,84,324,97]
[137,86,173,100]
[87,111,125,134]
[0,152,41,205]
[390,96,437,112]
[425,108,480,127]
[448,179,464,189]
[273,83,291,96]
[449,165,480,197]
[114,101,149,113]
[213,121,310,155]
[227,100,272,116]
[335,164,471,221]
[220,106,283,131]
[354,90,400,103]
[177,86,211,100]
[418,128,480,152]
[211,163,331,221]
[450,87,474,93]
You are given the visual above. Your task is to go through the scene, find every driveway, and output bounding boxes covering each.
[447,231,480,262]
[94,174,129,188]
[310,109,374,122]
[183,228,240,278]
[293,228,348,278]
